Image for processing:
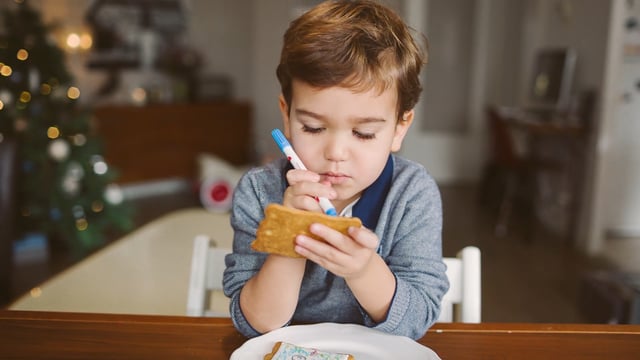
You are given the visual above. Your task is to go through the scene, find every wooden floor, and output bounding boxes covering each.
[3,183,631,323]
[440,184,611,323]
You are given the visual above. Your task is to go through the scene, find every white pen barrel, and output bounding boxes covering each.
[283,147,308,170]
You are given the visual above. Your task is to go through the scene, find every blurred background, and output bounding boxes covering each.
[1,0,639,324]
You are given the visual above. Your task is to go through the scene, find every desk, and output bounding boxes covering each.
[501,107,585,136]
[1,311,639,359]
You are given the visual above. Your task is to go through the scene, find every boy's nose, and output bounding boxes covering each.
[324,136,348,162]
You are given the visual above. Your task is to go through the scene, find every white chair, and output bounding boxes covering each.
[437,246,482,323]
[187,235,481,322]
[186,234,232,317]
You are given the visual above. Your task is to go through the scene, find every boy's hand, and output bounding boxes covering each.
[294,223,379,279]
[283,169,336,213]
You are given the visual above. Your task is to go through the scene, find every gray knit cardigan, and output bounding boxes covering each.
[222,155,448,339]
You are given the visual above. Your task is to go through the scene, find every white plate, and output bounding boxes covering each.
[230,322,441,360]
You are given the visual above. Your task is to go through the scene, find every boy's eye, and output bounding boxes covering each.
[302,124,323,134]
[301,124,375,140]
[353,130,376,140]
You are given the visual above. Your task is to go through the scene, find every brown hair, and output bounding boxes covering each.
[276,0,427,120]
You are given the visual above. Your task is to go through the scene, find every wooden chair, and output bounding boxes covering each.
[186,235,231,317]
[438,246,482,323]
[480,105,561,239]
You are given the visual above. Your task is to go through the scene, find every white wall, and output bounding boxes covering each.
[187,1,253,101]
[605,60,640,236]
[401,0,493,184]
[602,1,640,237]
[251,0,291,160]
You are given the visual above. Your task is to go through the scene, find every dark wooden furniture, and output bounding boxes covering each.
[94,101,253,184]
[481,105,587,243]
[507,109,587,244]
[1,311,639,359]
[0,138,18,305]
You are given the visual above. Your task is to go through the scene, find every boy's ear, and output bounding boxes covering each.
[278,94,292,138]
[391,110,414,152]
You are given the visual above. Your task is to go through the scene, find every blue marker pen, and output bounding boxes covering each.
[271,128,338,216]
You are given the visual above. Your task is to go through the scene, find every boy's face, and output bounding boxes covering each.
[279,79,413,211]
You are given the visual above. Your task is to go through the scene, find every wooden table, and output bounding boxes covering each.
[1,310,639,359]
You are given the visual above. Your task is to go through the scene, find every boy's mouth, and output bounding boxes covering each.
[320,172,350,185]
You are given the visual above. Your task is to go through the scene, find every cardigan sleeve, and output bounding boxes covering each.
[369,162,449,339]
[222,165,279,338]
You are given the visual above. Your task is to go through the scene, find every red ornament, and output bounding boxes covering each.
[200,178,233,212]
[209,182,230,202]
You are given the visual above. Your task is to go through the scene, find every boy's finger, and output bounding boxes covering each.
[348,226,378,249]
[286,168,320,184]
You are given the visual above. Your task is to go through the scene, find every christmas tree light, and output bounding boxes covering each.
[0,1,133,257]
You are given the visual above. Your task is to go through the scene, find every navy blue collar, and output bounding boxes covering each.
[282,155,394,230]
[352,155,393,230]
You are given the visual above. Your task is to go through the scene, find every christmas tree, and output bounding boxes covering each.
[0,0,133,257]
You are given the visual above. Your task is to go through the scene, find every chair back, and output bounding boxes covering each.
[486,105,519,168]
[438,246,482,323]
[186,234,231,317]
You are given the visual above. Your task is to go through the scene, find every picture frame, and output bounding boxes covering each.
[526,47,577,112]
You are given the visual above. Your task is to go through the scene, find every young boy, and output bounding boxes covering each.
[223,0,448,340]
